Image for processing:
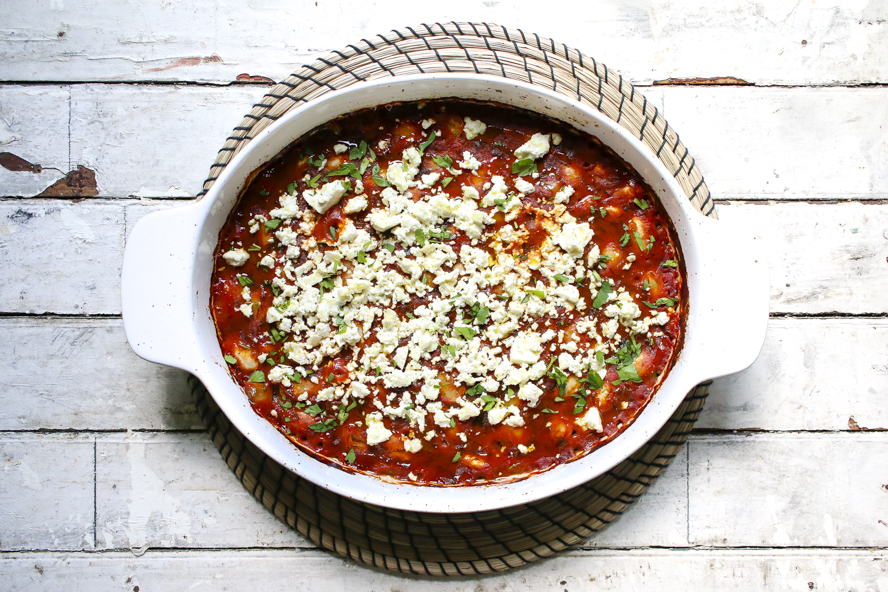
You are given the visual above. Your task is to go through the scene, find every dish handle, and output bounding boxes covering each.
[688,216,770,381]
[121,204,202,373]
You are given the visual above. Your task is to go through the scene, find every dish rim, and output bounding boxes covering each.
[121,73,769,513]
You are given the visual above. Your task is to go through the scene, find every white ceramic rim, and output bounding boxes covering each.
[121,73,769,513]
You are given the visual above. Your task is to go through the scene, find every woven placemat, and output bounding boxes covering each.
[192,22,713,575]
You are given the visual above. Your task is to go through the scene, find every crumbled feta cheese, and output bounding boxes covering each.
[553,186,574,204]
[514,133,550,160]
[462,185,480,201]
[267,365,293,384]
[556,222,594,257]
[421,118,436,129]
[259,254,275,268]
[551,133,562,145]
[458,151,482,171]
[514,178,535,194]
[238,303,253,318]
[517,383,543,407]
[223,249,249,267]
[576,406,604,432]
[365,412,393,446]
[303,180,348,214]
[404,438,422,453]
[463,117,487,140]
[510,332,543,365]
[344,194,368,214]
[333,143,348,154]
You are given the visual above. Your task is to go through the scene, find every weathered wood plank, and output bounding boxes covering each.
[581,445,688,548]
[0,434,95,551]
[1,0,886,85]
[0,200,124,314]
[1,549,885,590]
[718,201,888,314]
[0,318,197,431]
[662,87,888,200]
[2,84,886,199]
[93,431,685,550]
[688,433,888,547]
[3,316,883,433]
[0,85,71,197]
[69,84,264,198]
[705,318,888,431]
[95,432,311,550]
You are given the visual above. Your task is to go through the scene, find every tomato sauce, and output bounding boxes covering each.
[210,100,685,486]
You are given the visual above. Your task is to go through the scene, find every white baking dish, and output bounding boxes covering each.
[121,74,769,513]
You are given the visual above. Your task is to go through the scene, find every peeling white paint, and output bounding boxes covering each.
[125,433,192,549]
[60,208,97,243]
[131,186,192,198]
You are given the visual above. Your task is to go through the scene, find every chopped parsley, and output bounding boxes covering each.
[419,131,437,153]
[325,162,361,180]
[433,155,453,169]
[511,158,537,176]
[309,418,337,433]
[371,164,389,187]
[592,281,613,308]
[247,370,265,383]
[643,297,677,308]
[223,354,236,364]
[349,141,368,161]
[454,326,477,340]
[634,198,649,210]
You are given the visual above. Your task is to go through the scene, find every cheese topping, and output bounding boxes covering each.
[212,100,684,486]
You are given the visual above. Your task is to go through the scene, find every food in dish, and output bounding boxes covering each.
[210,99,685,485]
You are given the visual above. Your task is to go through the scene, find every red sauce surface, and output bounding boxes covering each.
[210,100,685,486]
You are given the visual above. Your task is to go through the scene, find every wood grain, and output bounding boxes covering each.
[703,319,888,431]
[1,549,885,589]
[661,87,888,200]
[0,200,124,314]
[96,432,310,550]
[688,433,888,548]
[0,434,95,551]
[1,317,882,433]
[0,318,197,431]
[1,1,885,85]
[1,85,886,200]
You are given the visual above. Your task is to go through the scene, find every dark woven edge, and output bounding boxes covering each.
[191,378,710,575]
[189,21,714,576]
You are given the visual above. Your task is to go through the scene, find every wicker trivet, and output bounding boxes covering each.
[191,22,713,575]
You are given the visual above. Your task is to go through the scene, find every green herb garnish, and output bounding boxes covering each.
[419,131,437,153]
[349,141,367,161]
[643,297,677,308]
[511,159,537,177]
[592,281,613,309]
[371,164,389,187]
[454,326,477,340]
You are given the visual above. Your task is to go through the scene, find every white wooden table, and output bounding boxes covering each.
[1,2,886,589]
